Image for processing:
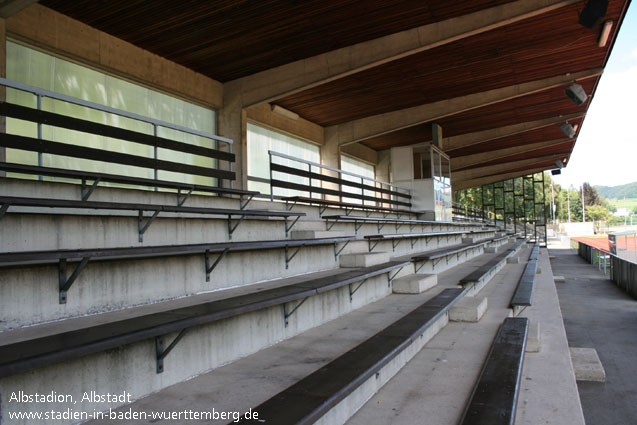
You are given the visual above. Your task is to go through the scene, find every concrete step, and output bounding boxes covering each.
[339,251,390,267]
[449,296,488,322]
[392,273,437,294]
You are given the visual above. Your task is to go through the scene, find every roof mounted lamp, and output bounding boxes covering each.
[560,122,576,138]
[578,0,608,28]
[565,82,588,105]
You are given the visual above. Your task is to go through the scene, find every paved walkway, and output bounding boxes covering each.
[550,240,637,425]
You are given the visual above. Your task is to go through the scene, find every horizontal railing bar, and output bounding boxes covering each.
[269,150,408,194]
[0,133,235,181]
[271,163,410,199]
[270,179,411,207]
[0,102,234,162]
[0,77,232,145]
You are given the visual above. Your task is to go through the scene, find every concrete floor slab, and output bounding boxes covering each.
[551,242,637,424]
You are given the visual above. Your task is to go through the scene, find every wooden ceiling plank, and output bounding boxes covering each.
[452,153,565,181]
[450,137,572,169]
[452,166,547,191]
[229,0,583,108]
[328,68,600,147]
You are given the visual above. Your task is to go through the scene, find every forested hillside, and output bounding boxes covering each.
[595,182,637,199]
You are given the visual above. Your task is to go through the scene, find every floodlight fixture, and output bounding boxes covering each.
[560,122,576,138]
[565,82,588,105]
[551,169,562,175]
[554,159,564,169]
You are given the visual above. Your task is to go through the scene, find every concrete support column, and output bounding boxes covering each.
[321,127,340,200]
[218,83,247,190]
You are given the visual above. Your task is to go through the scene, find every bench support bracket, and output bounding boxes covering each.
[176,187,193,207]
[368,239,380,253]
[81,177,101,201]
[282,297,308,327]
[285,216,301,237]
[138,210,160,242]
[228,214,247,240]
[58,257,91,304]
[392,239,402,251]
[349,278,368,302]
[205,248,229,282]
[156,328,189,373]
[240,194,254,210]
[388,266,404,287]
[285,245,303,269]
[334,240,351,259]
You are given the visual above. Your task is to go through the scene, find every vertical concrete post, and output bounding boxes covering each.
[432,122,443,150]
[322,127,341,201]
[218,82,247,190]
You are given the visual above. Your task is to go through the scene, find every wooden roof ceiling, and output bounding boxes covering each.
[38,0,631,189]
[40,0,516,82]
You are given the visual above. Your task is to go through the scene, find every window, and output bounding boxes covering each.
[5,42,217,187]
[340,155,375,205]
[247,123,320,197]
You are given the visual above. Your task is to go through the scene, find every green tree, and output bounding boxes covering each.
[582,182,602,206]
[585,205,611,221]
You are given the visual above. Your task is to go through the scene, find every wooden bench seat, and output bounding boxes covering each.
[282,195,413,217]
[459,317,528,425]
[236,288,465,424]
[0,162,258,209]
[364,231,465,252]
[0,236,356,303]
[510,242,540,314]
[0,259,410,379]
[322,214,482,233]
[0,195,305,242]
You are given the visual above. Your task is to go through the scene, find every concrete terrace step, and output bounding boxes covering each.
[392,273,438,294]
[339,251,390,267]
[81,246,494,425]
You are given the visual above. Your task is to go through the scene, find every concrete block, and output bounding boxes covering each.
[392,274,437,294]
[507,257,520,264]
[570,347,606,382]
[449,296,487,322]
[554,275,566,283]
[462,237,475,244]
[484,246,497,253]
[339,252,390,268]
[290,230,352,239]
[526,321,542,352]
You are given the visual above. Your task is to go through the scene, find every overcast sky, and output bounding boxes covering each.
[552,3,636,189]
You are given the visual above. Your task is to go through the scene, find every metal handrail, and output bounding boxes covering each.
[269,150,409,193]
[0,77,231,145]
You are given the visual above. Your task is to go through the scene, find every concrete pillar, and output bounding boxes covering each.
[218,83,247,190]
[321,127,340,200]
[432,122,443,150]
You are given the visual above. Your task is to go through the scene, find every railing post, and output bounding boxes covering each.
[269,151,274,202]
[308,163,312,198]
[37,94,43,181]
[228,142,233,189]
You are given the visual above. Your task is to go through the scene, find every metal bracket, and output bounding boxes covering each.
[334,240,351,259]
[415,261,425,273]
[285,200,297,211]
[410,238,417,249]
[318,204,328,215]
[349,278,368,302]
[285,245,303,269]
[432,257,443,270]
[364,209,372,217]
[285,215,301,237]
[388,266,404,285]
[368,238,380,252]
[325,217,338,231]
[239,193,254,210]
[377,221,385,233]
[58,257,90,304]
[228,214,247,240]
[138,210,160,242]
[282,297,308,327]
[176,187,193,207]
[81,177,101,201]
[345,207,353,216]
[354,220,363,233]
[0,203,9,219]
[205,248,229,281]
[155,328,189,373]
[392,239,402,251]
